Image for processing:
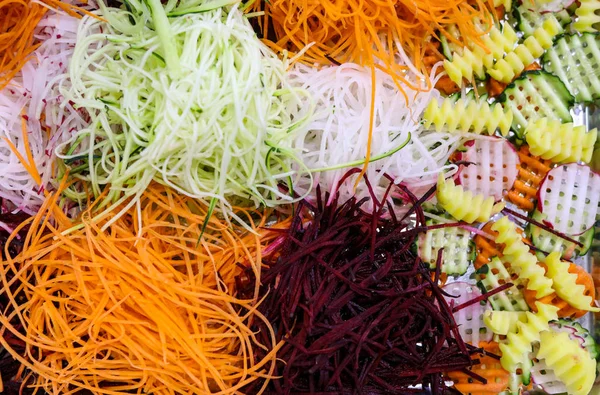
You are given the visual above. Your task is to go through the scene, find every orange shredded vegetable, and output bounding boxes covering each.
[0,183,288,394]
[0,0,100,90]
[251,0,495,80]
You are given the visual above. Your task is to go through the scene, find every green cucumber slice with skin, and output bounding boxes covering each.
[514,6,571,37]
[417,221,474,275]
[543,33,600,103]
[475,257,530,312]
[527,209,595,260]
[498,70,574,140]
[552,319,599,359]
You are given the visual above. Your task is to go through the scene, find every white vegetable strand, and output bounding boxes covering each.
[0,12,81,214]
[288,62,461,207]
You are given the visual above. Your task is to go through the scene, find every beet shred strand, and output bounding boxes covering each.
[242,176,482,394]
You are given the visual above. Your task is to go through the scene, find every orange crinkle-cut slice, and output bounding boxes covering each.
[524,262,596,319]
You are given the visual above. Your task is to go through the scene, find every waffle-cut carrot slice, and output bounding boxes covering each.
[474,222,529,270]
[446,341,510,395]
[474,222,502,270]
[524,262,596,319]
[506,145,552,212]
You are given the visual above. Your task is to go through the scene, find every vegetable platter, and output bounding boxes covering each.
[1,0,600,394]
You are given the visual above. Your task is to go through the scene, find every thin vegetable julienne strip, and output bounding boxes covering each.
[0,0,101,90]
[0,183,285,394]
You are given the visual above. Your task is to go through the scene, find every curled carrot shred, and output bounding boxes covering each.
[0,183,287,394]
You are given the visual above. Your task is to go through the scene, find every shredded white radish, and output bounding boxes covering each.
[459,138,519,201]
[288,62,461,208]
[0,12,82,214]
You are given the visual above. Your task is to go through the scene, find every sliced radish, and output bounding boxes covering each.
[443,282,493,345]
[459,138,519,201]
[538,163,600,235]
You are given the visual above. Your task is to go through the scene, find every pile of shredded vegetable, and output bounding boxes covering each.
[0,182,285,394]
[249,0,495,83]
[0,11,84,214]
[59,4,311,228]
[0,0,96,90]
[289,62,462,207]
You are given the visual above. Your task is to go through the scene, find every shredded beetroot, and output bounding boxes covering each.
[244,174,481,394]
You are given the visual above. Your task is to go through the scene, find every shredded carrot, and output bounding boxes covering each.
[251,0,495,86]
[446,341,510,394]
[0,0,100,90]
[0,183,287,394]
[506,145,552,212]
[525,262,596,319]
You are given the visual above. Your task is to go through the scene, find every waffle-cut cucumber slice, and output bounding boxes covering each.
[418,222,474,275]
[497,71,573,139]
[538,163,600,235]
[475,257,530,312]
[543,33,600,103]
[440,25,463,60]
[551,319,599,358]
[527,209,595,260]
[514,6,572,37]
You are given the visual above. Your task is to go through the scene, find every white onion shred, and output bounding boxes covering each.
[288,62,461,208]
[0,12,82,214]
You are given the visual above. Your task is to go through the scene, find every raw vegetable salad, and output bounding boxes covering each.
[0,0,600,394]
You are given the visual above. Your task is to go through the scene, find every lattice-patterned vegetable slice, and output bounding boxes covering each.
[418,221,474,275]
[497,70,573,139]
[527,209,594,260]
[515,5,572,37]
[475,257,530,312]
[506,145,552,213]
[550,319,599,358]
[474,222,502,270]
[446,341,510,395]
[443,282,493,345]
[459,138,519,201]
[543,33,600,103]
[538,163,600,235]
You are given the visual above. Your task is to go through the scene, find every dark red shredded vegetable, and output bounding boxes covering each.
[242,173,483,394]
